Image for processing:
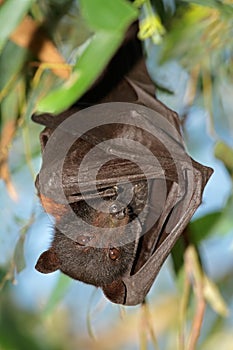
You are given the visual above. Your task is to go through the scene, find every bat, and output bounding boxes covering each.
[33,22,213,305]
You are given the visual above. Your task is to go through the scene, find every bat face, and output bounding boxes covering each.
[33,22,213,305]
[36,178,152,287]
[36,186,140,286]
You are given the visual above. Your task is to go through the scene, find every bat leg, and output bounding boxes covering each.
[122,168,204,306]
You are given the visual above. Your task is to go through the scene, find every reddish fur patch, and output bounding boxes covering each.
[39,194,68,221]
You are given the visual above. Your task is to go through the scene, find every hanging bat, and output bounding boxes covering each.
[33,22,213,305]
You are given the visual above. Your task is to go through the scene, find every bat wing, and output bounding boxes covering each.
[35,100,188,205]
[122,165,213,305]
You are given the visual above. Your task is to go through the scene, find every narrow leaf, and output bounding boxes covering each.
[14,235,26,273]
[203,276,229,317]
[43,274,71,316]
[214,141,233,177]
[37,0,138,113]
[37,31,123,113]
[80,0,138,31]
[0,0,35,52]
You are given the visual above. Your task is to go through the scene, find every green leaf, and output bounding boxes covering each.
[43,274,71,316]
[203,276,229,317]
[0,41,28,93]
[13,214,36,274]
[160,3,233,68]
[1,76,26,127]
[189,211,222,243]
[189,199,233,241]
[80,0,138,31]
[183,0,233,17]
[14,235,26,273]
[171,237,186,274]
[0,0,35,53]
[213,195,233,237]
[214,141,233,177]
[171,211,223,274]
[37,0,138,113]
[37,31,123,113]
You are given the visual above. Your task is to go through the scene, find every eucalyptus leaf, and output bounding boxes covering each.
[190,197,233,240]
[43,274,71,316]
[1,77,25,125]
[171,211,223,274]
[214,141,233,177]
[160,3,233,68]
[0,0,35,53]
[182,0,233,17]
[37,0,138,113]
[203,276,229,317]
[189,211,223,243]
[171,237,186,274]
[37,31,123,113]
[14,235,26,273]
[80,0,138,31]
[0,41,28,93]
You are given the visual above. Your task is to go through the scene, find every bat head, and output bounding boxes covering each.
[35,197,141,287]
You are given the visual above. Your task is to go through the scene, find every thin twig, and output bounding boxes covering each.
[140,299,160,350]
[185,246,206,350]
[179,268,191,350]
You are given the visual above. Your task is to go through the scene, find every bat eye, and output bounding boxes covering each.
[109,203,119,214]
[109,202,125,219]
[75,235,91,246]
[109,248,120,261]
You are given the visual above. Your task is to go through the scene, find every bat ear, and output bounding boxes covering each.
[35,248,60,274]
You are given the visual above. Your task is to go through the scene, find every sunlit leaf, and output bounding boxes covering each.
[0,120,18,200]
[13,213,35,273]
[161,4,233,68]
[190,196,233,239]
[14,235,26,273]
[0,0,35,53]
[203,276,229,317]
[80,0,137,31]
[0,264,15,290]
[183,0,233,17]
[0,41,28,96]
[171,211,224,274]
[202,332,233,350]
[212,195,233,236]
[42,274,71,316]
[171,237,186,274]
[10,16,71,79]
[37,31,123,113]
[37,0,138,113]
[214,141,233,177]
[189,211,222,242]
